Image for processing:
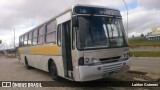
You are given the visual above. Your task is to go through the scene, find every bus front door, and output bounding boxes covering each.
[62,21,73,78]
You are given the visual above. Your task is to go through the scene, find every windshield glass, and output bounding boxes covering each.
[76,16,128,50]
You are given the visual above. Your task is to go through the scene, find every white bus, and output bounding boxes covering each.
[18,4,131,81]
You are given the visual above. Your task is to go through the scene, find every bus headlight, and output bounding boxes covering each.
[84,58,90,63]
[92,58,99,63]
[84,58,99,65]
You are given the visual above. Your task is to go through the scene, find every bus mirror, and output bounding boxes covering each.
[72,17,79,27]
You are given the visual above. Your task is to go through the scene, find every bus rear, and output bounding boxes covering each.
[71,5,131,81]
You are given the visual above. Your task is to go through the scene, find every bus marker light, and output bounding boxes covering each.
[121,65,129,70]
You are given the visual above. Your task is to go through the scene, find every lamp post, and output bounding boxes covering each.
[13,28,16,57]
[122,0,128,38]
[14,28,15,50]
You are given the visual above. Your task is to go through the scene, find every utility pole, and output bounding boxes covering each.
[14,28,16,57]
[122,0,128,38]
[14,28,15,49]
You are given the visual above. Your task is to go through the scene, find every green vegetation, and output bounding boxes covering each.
[128,37,160,48]
[129,37,160,57]
[130,51,160,57]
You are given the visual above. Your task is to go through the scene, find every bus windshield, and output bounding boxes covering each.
[76,16,128,50]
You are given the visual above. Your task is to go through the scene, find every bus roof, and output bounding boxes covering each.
[74,4,119,11]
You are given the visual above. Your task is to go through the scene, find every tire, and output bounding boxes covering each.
[50,61,59,80]
[25,57,32,69]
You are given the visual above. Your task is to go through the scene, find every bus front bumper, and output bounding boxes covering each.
[77,59,131,81]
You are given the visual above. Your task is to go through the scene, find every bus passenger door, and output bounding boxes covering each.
[61,21,73,78]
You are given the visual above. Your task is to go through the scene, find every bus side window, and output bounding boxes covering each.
[24,34,28,46]
[28,32,32,46]
[46,20,57,43]
[19,36,24,47]
[32,29,38,45]
[38,25,46,44]
[57,24,62,46]
[72,27,76,50]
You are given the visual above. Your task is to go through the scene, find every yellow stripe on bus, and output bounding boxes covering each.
[29,45,61,55]
[19,48,25,54]
[19,45,61,55]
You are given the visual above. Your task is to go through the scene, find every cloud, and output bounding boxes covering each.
[0,0,76,49]
[0,0,160,49]
[0,0,133,32]
[122,6,160,37]
[137,0,160,9]
[0,0,76,31]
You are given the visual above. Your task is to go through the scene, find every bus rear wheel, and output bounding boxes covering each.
[50,61,59,80]
[25,57,32,69]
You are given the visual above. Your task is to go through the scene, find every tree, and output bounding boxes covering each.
[0,40,2,44]
[132,35,134,38]
[141,33,144,37]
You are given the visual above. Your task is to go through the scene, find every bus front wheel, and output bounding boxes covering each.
[50,61,59,80]
[25,57,32,69]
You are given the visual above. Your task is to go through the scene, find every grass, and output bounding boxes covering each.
[130,51,160,57]
[128,37,160,48]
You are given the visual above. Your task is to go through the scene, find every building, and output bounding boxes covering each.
[146,27,160,41]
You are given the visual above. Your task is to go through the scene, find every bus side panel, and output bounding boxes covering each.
[21,44,65,78]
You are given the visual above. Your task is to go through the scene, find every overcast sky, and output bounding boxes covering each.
[0,0,160,49]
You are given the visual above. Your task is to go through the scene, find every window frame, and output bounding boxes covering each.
[23,34,28,46]
[28,31,33,46]
[32,29,38,46]
[19,36,24,47]
[38,25,46,45]
[57,24,62,46]
[46,20,57,44]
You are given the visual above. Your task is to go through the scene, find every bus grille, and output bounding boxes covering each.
[102,63,122,77]
[99,56,120,61]
[99,56,121,64]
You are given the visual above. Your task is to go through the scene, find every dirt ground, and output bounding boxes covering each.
[0,55,159,90]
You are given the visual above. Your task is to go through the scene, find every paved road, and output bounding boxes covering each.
[0,56,52,81]
[0,56,160,80]
[130,57,160,80]
[130,57,160,74]
[0,56,159,90]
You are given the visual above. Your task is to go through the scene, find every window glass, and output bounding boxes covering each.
[39,25,46,35]
[33,29,38,37]
[21,36,24,42]
[57,25,62,46]
[24,34,28,41]
[72,28,76,49]
[106,19,124,47]
[19,37,22,42]
[46,32,56,43]
[32,38,37,45]
[38,35,45,44]
[47,20,56,33]
[24,41,28,46]
[19,36,24,47]
[28,39,32,46]
[29,32,32,39]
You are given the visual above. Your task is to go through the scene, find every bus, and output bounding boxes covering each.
[18,4,131,81]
